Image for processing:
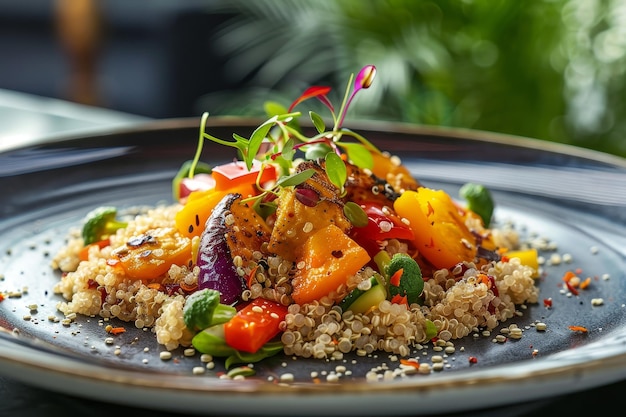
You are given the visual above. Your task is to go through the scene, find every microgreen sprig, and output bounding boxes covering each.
[187,65,380,211]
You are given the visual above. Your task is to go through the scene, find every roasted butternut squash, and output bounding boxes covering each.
[291,224,371,305]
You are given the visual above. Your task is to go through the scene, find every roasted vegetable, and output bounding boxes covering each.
[192,324,284,369]
[211,160,276,191]
[369,151,420,193]
[290,224,371,305]
[394,188,478,269]
[183,288,237,332]
[196,193,271,305]
[349,201,415,258]
[504,248,539,277]
[459,182,494,227]
[175,182,256,239]
[339,274,387,314]
[109,227,192,281]
[385,253,424,306]
[81,206,127,245]
[223,298,288,353]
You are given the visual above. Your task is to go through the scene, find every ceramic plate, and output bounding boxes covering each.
[1,118,625,416]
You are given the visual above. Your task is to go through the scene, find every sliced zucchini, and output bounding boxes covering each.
[339,274,387,314]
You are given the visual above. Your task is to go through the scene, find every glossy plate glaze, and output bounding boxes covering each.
[1,118,625,416]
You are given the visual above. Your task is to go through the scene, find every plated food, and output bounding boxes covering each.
[1,85,624,415]
[49,67,560,378]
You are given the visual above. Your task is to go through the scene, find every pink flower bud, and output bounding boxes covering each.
[355,65,376,91]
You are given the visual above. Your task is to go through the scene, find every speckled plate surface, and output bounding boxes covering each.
[1,118,625,416]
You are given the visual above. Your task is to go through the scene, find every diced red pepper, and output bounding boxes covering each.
[224,298,288,353]
[212,160,276,191]
[350,202,415,258]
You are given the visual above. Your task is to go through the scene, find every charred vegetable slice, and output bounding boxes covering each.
[196,193,271,305]
[109,227,192,281]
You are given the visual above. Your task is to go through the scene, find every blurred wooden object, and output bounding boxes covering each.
[54,0,102,106]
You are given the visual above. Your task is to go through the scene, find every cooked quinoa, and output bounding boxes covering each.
[51,203,538,356]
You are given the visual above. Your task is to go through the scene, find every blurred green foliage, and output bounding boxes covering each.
[199,0,626,157]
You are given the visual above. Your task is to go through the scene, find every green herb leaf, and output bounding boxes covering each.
[264,101,288,117]
[324,151,347,194]
[275,168,316,187]
[224,341,284,369]
[309,111,326,133]
[304,143,333,160]
[280,138,295,162]
[226,366,256,378]
[343,201,368,227]
[252,199,277,220]
[425,319,438,339]
[340,142,374,170]
[247,116,280,169]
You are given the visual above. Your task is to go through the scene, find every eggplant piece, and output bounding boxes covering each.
[196,193,272,305]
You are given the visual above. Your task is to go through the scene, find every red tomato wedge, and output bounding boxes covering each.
[212,160,277,191]
[223,298,288,353]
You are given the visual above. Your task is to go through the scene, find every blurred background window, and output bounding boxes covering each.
[1,0,624,157]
